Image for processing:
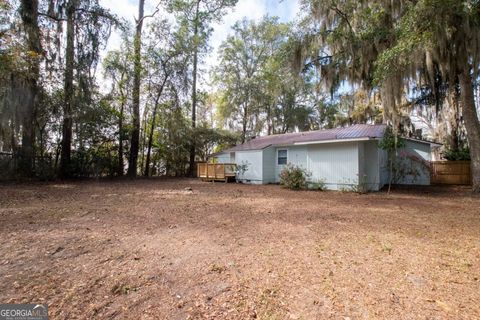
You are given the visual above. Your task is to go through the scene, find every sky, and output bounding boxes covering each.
[98,0,301,88]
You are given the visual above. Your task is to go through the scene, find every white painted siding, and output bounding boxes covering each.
[236,150,263,184]
[378,148,389,187]
[214,153,230,164]
[307,142,359,190]
[358,141,366,179]
[363,140,384,191]
[262,147,276,183]
[273,146,308,182]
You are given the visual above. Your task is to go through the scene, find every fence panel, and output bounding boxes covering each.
[431,161,471,185]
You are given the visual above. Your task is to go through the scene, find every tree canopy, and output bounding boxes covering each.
[0,0,479,191]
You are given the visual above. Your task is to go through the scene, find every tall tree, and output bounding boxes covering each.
[127,0,145,177]
[168,0,237,176]
[41,0,118,178]
[299,0,480,192]
[103,32,133,176]
[214,17,318,139]
[189,0,200,177]
[142,19,189,177]
[59,0,77,178]
[18,0,41,176]
[126,0,160,177]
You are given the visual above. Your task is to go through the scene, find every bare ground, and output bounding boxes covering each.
[0,178,479,319]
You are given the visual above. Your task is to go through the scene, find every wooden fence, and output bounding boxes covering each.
[197,162,236,182]
[431,161,471,185]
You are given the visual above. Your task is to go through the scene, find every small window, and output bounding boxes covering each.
[277,149,288,165]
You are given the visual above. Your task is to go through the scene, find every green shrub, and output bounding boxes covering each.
[443,147,470,161]
[279,164,311,190]
[308,179,327,191]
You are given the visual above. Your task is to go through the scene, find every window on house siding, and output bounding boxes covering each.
[277,149,288,165]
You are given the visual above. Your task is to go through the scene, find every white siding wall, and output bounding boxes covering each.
[214,153,230,164]
[363,140,384,191]
[378,148,389,187]
[271,143,360,190]
[358,141,366,179]
[274,146,308,182]
[395,140,431,185]
[236,150,263,184]
[262,146,276,183]
[307,142,359,190]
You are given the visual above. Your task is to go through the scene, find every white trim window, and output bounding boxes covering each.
[277,149,288,165]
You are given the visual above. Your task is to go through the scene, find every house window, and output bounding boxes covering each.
[277,149,288,165]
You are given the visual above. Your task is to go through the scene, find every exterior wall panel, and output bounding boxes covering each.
[306,142,359,190]
[236,150,263,183]
[274,146,308,182]
[378,148,389,187]
[262,146,276,183]
[214,153,230,164]
[364,140,383,191]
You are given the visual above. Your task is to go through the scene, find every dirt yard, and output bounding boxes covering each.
[0,179,479,319]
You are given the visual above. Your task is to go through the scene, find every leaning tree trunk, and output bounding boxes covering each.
[127,0,145,178]
[145,78,167,177]
[144,96,160,177]
[459,68,480,192]
[19,0,41,177]
[60,0,76,178]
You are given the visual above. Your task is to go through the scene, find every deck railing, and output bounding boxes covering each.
[197,162,237,182]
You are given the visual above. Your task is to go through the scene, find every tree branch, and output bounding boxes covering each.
[38,11,66,21]
[136,1,161,27]
[330,5,353,32]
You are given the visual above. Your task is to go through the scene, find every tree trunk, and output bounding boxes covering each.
[145,79,167,177]
[60,0,76,178]
[140,105,148,172]
[266,102,272,135]
[188,0,201,177]
[118,101,124,176]
[19,0,41,177]
[127,0,145,178]
[387,154,393,194]
[459,68,480,192]
[242,103,248,143]
[144,98,159,177]
[445,82,461,150]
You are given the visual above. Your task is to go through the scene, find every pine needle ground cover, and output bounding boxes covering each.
[0,179,478,319]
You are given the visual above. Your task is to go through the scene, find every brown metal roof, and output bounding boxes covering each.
[224,124,387,152]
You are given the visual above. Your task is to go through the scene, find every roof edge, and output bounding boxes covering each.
[293,137,373,146]
[404,137,443,146]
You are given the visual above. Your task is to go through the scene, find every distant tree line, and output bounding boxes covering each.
[0,0,479,191]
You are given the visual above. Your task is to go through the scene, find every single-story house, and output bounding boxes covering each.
[212,124,439,191]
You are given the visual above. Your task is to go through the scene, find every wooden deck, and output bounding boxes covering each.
[197,163,237,182]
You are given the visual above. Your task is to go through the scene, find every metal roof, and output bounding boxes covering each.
[223,124,387,152]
